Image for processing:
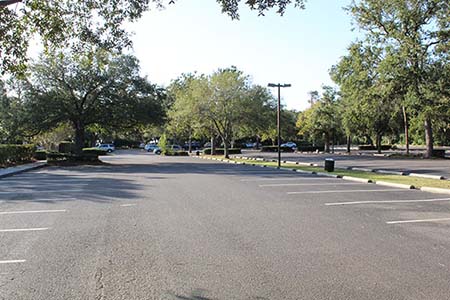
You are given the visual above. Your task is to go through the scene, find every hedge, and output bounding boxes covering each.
[358,145,392,151]
[47,152,100,163]
[34,150,47,160]
[163,151,190,156]
[59,141,76,153]
[82,148,108,156]
[203,148,242,155]
[0,144,35,166]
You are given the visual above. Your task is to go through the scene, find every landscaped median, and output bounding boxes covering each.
[198,155,450,194]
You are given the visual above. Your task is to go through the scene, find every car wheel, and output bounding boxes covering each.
[107,149,113,153]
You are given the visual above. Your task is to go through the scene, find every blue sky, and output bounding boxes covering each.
[126,0,360,111]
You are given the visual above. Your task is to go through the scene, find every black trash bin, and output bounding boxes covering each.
[324,158,335,172]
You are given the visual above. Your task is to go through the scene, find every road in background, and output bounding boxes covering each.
[237,149,450,178]
[1,150,450,299]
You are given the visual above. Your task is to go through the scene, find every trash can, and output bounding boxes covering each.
[324,158,334,172]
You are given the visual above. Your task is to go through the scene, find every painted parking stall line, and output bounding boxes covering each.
[260,182,363,187]
[0,227,50,233]
[287,189,409,195]
[325,198,450,206]
[387,218,450,225]
[0,209,67,215]
[241,177,335,182]
[0,260,26,264]
[120,204,137,207]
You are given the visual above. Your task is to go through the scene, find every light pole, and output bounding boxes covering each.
[268,83,291,168]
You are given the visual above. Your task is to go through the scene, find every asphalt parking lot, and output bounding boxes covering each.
[1,150,450,299]
[238,150,450,178]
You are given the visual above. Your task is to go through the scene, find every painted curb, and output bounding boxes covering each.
[375,181,414,189]
[342,176,372,183]
[420,187,450,195]
[350,167,374,172]
[316,172,342,178]
[409,173,445,180]
[374,170,406,176]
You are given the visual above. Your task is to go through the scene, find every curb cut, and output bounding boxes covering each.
[342,176,372,183]
[419,187,450,195]
[375,181,414,189]
[0,162,48,179]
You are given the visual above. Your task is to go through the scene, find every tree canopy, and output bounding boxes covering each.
[0,0,306,74]
[22,48,165,153]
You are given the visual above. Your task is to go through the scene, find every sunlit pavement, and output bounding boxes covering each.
[1,150,450,299]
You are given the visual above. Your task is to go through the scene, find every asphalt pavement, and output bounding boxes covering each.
[237,150,450,178]
[1,150,450,299]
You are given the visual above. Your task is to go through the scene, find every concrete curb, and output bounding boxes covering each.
[374,170,406,176]
[0,161,48,179]
[342,176,372,183]
[316,172,342,178]
[375,181,414,189]
[409,173,445,180]
[419,187,450,195]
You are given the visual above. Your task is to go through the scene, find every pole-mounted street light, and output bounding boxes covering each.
[268,83,291,168]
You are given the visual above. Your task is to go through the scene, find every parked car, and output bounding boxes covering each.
[139,142,145,149]
[244,142,256,148]
[97,144,115,153]
[145,143,159,152]
[203,142,212,148]
[281,142,297,149]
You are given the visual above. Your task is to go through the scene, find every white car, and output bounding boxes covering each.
[97,144,115,153]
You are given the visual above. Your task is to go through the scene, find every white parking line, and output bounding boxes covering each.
[0,189,84,194]
[326,198,450,206]
[0,260,26,264]
[120,204,137,207]
[0,209,67,215]
[287,189,408,195]
[387,218,450,224]
[260,183,361,187]
[0,227,50,233]
[241,178,331,182]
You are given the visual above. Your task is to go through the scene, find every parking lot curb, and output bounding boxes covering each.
[342,176,372,183]
[373,170,406,176]
[409,173,445,180]
[0,161,48,179]
[375,181,414,189]
[419,187,450,195]
[316,172,342,178]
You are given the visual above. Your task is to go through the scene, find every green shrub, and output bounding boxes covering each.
[163,151,189,156]
[159,134,170,155]
[82,148,108,156]
[358,145,392,151]
[0,144,35,166]
[34,150,47,160]
[58,141,75,153]
[203,148,242,155]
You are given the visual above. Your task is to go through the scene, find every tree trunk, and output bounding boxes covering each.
[223,138,230,159]
[424,117,434,158]
[188,134,192,153]
[211,136,216,155]
[74,121,85,155]
[346,135,351,153]
[376,133,382,154]
[402,106,409,155]
[324,133,330,153]
[256,135,260,150]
